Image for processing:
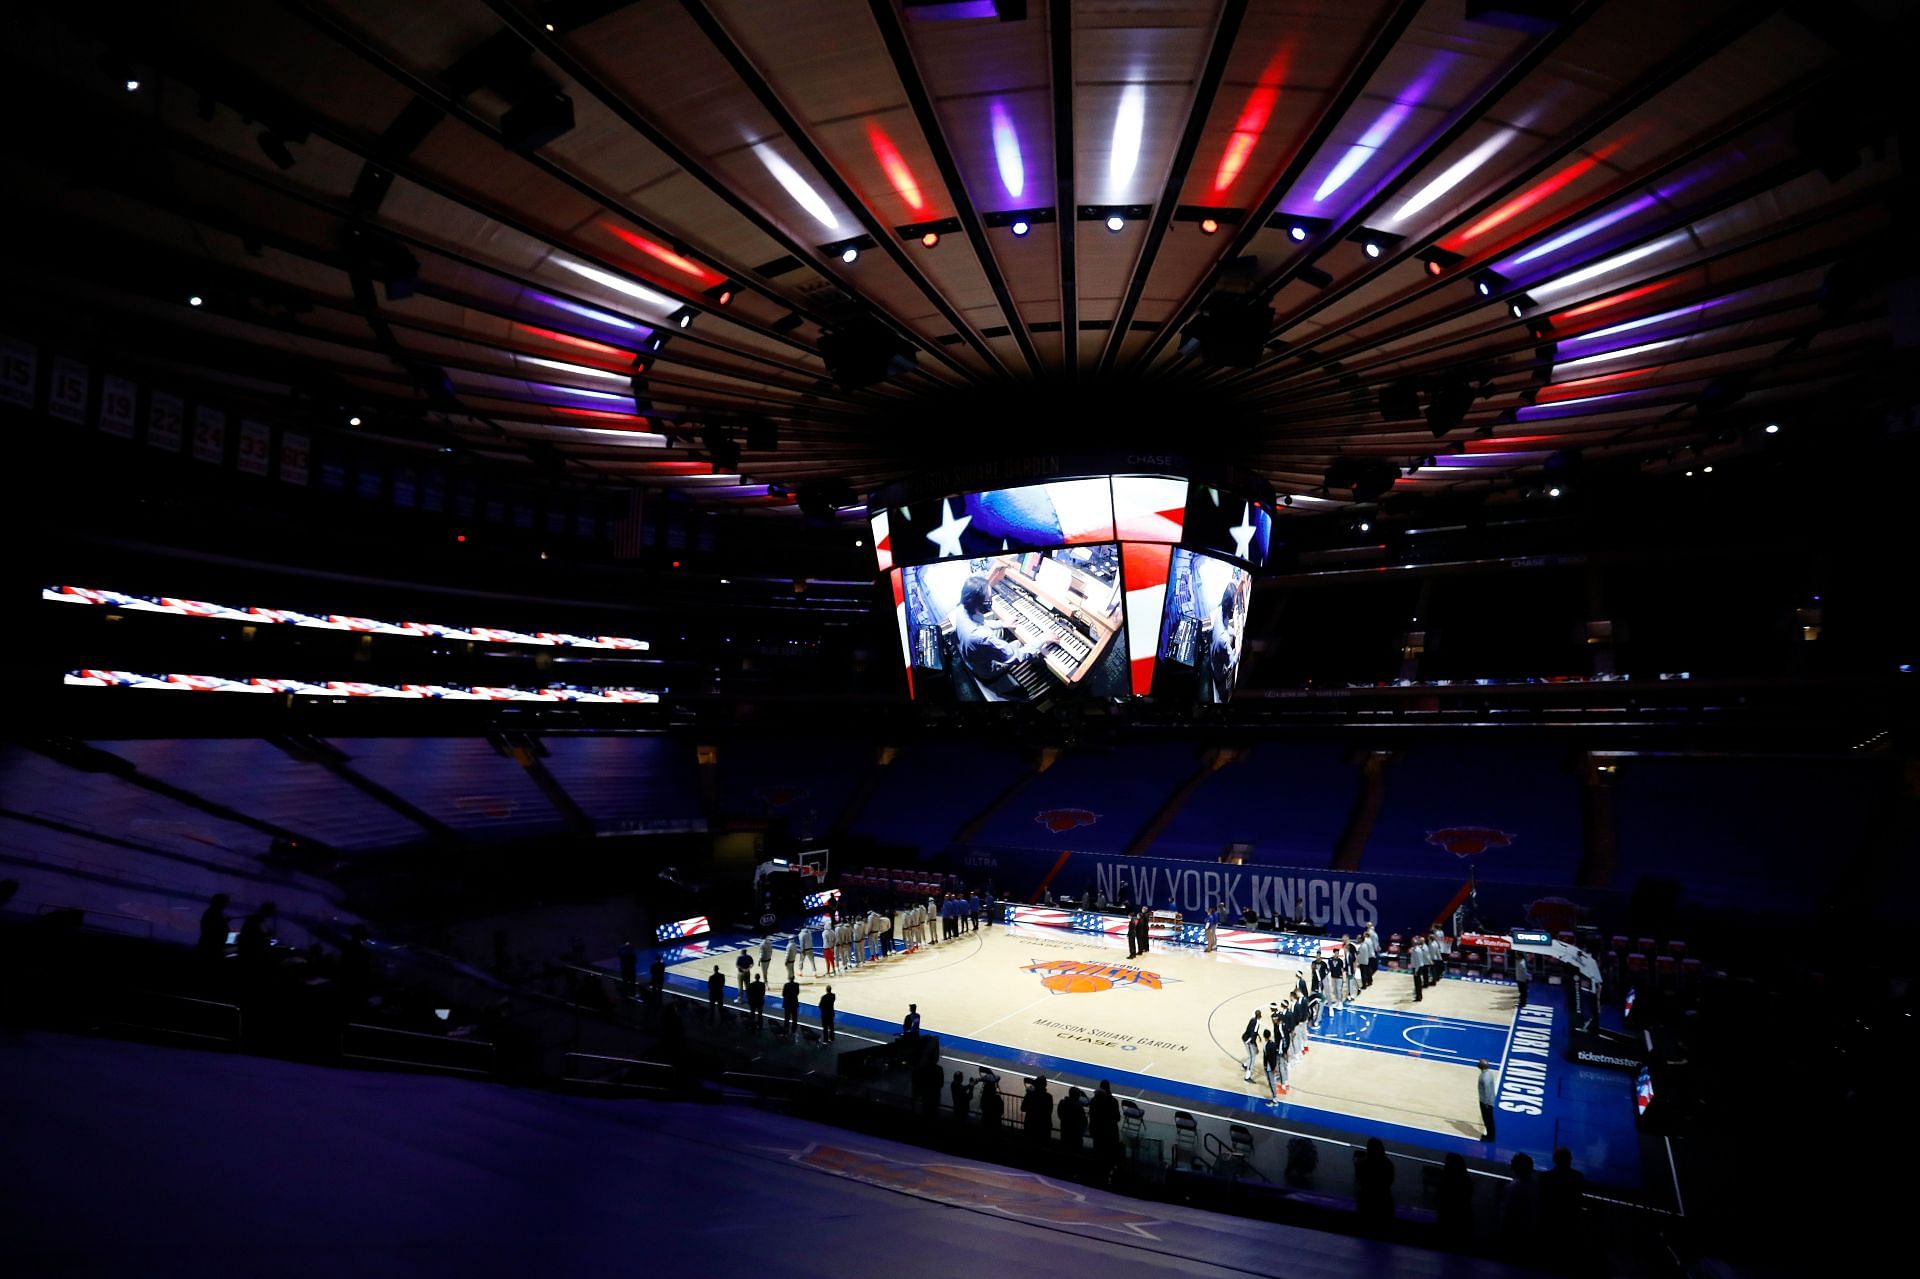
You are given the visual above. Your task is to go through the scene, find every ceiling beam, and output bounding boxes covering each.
[1049,0,1077,374]
[865,0,1044,379]
[1094,0,1251,375]
[1220,2,1793,388]
[1122,0,1428,376]
[479,0,975,383]
[673,0,1010,379]
[1233,0,1601,326]
[282,0,834,336]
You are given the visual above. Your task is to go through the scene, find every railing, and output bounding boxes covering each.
[340,1023,496,1076]
[34,902,156,940]
[95,989,242,1046]
[560,1052,681,1094]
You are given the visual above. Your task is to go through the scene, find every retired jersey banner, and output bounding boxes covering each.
[0,337,36,408]
[192,405,226,463]
[99,375,138,438]
[147,391,184,452]
[236,420,271,476]
[48,357,89,424]
[279,431,310,485]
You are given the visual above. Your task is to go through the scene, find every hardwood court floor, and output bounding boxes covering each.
[673,920,1519,1141]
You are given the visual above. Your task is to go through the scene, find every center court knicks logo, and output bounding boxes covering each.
[1022,959,1166,995]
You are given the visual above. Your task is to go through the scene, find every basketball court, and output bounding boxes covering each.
[668,916,1517,1144]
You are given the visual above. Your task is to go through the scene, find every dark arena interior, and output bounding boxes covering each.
[2,0,1915,1274]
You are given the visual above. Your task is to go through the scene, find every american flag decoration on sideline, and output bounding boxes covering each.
[654,915,711,943]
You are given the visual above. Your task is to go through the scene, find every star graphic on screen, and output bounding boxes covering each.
[1229,503,1257,560]
[925,498,971,558]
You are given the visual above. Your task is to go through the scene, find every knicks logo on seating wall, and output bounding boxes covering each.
[1023,959,1162,994]
[1035,808,1098,833]
[1425,827,1515,856]
[754,784,811,812]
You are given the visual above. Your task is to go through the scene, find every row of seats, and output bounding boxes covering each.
[839,867,966,898]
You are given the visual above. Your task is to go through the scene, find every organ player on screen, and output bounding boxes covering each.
[955,570,1058,700]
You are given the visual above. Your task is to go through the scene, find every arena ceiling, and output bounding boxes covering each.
[7,0,1912,531]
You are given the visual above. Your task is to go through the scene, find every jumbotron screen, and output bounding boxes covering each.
[876,474,1266,704]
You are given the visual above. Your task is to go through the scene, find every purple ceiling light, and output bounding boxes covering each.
[990,99,1025,200]
[1312,61,1447,206]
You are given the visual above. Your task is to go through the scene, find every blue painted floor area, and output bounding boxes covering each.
[0,1029,1549,1278]
[659,930,1647,1196]
[1309,1004,1509,1066]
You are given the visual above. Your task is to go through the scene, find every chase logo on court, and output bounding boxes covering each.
[1034,807,1099,833]
[1425,826,1515,856]
[1022,959,1165,994]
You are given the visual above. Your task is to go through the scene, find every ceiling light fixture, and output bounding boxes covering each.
[1363,240,1382,258]
[187,295,203,307]
[125,79,140,91]
[1765,422,1780,434]
[1200,218,1219,235]
[1289,225,1308,241]
[1011,219,1031,236]
[1105,214,1126,233]
[841,246,859,263]
[921,231,940,248]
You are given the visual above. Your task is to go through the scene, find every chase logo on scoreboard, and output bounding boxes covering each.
[1035,807,1100,834]
[1425,826,1515,857]
[1022,959,1166,994]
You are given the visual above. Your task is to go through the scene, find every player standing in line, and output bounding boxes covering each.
[1240,1007,1263,1082]
[784,935,798,987]
[1328,950,1346,1018]
[1410,934,1427,1002]
[735,949,753,1005]
[1205,902,1219,953]
[824,920,837,976]
[851,914,866,969]
[758,933,774,985]
[926,895,940,946]
[1262,1030,1283,1103]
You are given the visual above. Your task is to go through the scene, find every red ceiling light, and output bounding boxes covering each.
[1550,278,1678,325]
[1534,367,1655,403]
[1444,141,1625,250]
[867,122,926,214]
[1211,47,1290,196]
[1199,218,1220,235]
[603,224,723,286]
[921,231,940,248]
[513,323,633,360]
